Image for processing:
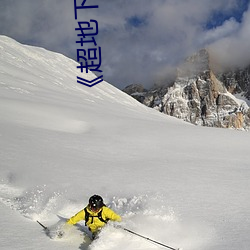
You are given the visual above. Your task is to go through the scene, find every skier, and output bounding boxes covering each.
[66,194,121,239]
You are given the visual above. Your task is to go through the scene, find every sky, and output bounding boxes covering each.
[0,0,249,89]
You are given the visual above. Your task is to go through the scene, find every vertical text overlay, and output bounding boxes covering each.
[74,0,103,87]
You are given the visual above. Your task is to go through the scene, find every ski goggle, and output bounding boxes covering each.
[89,204,100,211]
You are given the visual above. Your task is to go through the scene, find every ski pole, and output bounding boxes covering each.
[122,227,180,250]
[37,220,48,231]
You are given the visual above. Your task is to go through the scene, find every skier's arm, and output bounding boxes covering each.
[104,207,122,222]
[67,209,85,225]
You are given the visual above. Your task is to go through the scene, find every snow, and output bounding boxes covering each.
[234,93,250,107]
[0,35,250,250]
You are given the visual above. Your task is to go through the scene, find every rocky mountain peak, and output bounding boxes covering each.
[177,49,210,78]
[123,49,250,130]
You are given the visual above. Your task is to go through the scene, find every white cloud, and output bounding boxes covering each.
[209,5,250,68]
[0,0,249,88]
[200,17,240,45]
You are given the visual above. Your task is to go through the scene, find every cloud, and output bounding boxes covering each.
[200,18,240,45]
[209,4,250,68]
[0,0,249,89]
[0,0,75,55]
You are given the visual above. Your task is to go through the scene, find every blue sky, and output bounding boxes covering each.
[0,0,249,89]
[206,0,249,28]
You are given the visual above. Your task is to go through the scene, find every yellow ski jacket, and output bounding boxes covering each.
[67,206,121,233]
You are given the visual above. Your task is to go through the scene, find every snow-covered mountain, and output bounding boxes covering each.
[124,49,250,130]
[217,65,250,100]
[1,36,250,250]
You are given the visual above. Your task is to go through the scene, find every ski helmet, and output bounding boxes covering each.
[89,195,104,210]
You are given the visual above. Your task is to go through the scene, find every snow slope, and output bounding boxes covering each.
[0,35,250,250]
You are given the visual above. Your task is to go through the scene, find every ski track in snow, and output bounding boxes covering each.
[0,100,91,134]
[0,180,211,250]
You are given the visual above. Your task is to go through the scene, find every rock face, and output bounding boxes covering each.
[217,66,250,100]
[124,49,250,130]
[123,84,147,103]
